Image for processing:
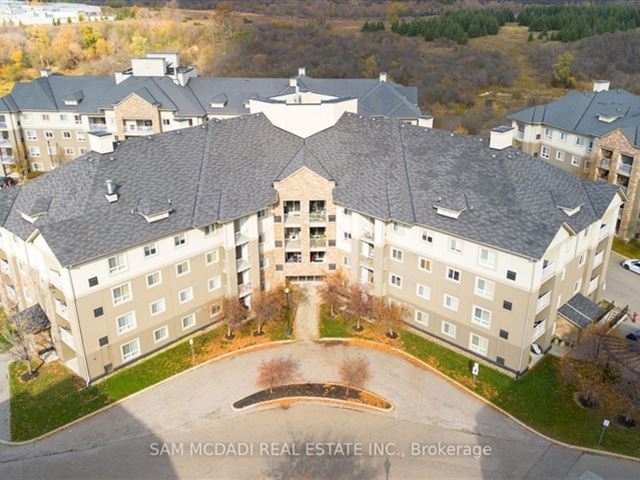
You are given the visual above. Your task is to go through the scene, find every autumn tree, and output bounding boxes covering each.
[26,27,52,68]
[10,144,29,180]
[345,282,370,332]
[616,378,640,426]
[339,357,370,396]
[251,288,283,336]
[129,35,149,57]
[0,305,37,380]
[372,297,407,339]
[221,296,247,340]
[575,323,615,365]
[317,270,348,317]
[560,356,612,409]
[551,51,576,88]
[256,357,300,394]
[51,26,83,69]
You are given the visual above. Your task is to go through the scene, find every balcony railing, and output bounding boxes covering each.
[592,250,604,269]
[285,257,302,264]
[1,156,15,164]
[0,137,10,146]
[363,230,374,241]
[541,263,554,281]
[598,226,609,241]
[236,257,250,272]
[310,237,327,248]
[0,121,8,129]
[125,125,154,135]
[532,319,546,341]
[55,299,69,319]
[234,231,249,244]
[89,123,107,131]
[284,213,301,225]
[618,163,633,176]
[516,130,525,140]
[284,239,300,250]
[536,291,551,313]
[238,282,252,297]
[309,211,327,222]
[599,157,611,169]
[588,276,599,294]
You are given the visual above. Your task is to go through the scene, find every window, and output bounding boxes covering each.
[342,255,351,267]
[575,136,585,146]
[74,114,82,125]
[343,231,352,241]
[587,139,594,152]
[478,248,497,269]
[42,114,50,121]
[579,253,586,267]
[421,230,433,244]
[571,155,581,167]
[64,147,74,156]
[442,321,456,338]
[206,250,218,265]
[208,275,221,291]
[153,326,169,343]
[182,313,196,330]
[210,303,222,317]
[112,283,132,305]
[444,294,459,311]
[555,150,565,161]
[76,131,85,142]
[543,128,552,140]
[79,147,86,155]
[93,306,104,317]
[28,146,40,157]
[418,257,432,272]
[559,131,567,142]
[415,310,429,326]
[574,279,582,294]
[540,146,550,159]
[162,118,171,126]
[472,306,492,329]
[499,329,509,340]
[143,243,157,257]
[257,208,268,218]
[150,298,166,316]
[60,114,68,122]
[173,233,187,247]
[146,271,161,288]
[203,224,216,237]
[31,161,43,171]
[446,267,461,283]
[469,333,489,356]
[391,248,403,262]
[392,222,406,235]
[416,283,430,300]
[503,300,513,311]
[176,260,190,276]
[62,130,71,139]
[47,145,57,155]
[44,130,54,139]
[107,254,127,274]
[390,274,402,288]
[121,339,140,362]
[116,311,136,334]
[88,276,99,287]
[260,258,269,269]
[179,287,193,304]
[475,277,495,300]
[506,270,517,281]
[448,238,463,253]
[26,130,37,140]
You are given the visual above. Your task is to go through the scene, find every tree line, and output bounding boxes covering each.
[518,5,640,42]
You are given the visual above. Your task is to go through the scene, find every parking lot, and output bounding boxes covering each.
[605,252,640,321]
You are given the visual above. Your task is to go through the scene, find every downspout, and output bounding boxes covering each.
[516,259,538,377]
[65,268,92,386]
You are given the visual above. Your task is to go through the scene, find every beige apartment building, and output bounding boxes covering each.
[0,109,622,382]
[0,52,430,176]
[508,80,640,239]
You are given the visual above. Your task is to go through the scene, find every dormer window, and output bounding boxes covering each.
[210,94,228,109]
[19,196,52,224]
[560,205,582,217]
[598,114,621,123]
[433,191,468,220]
[137,197,173,224]
[435,206,464,219]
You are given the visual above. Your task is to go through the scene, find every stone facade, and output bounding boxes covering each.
[114,93,162,140]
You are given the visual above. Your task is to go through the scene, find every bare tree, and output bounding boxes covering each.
[256,357,300,394]
[221,296,248,340]
[251,288,283,336]
[560,356,611,409]
[575,322,615,365]
[616,378,640,427]
[372,296,407,339]
[317,269,348,317]
[345,282,370,332]
[0,305,37,380]
[10,144,29,180]
[339,357,370,396]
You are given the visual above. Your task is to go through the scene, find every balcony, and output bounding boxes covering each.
[0,137,10,147]
[363,230,374,241]
[536,291,551,313]
[89,122,107,131]
[599,157,611,169]
[541,261,554,281]
[54,299,69,319]
[125,125,154,135]
[532,319,546,342]
[234,231,249,245]
[588,276,599,294]
[309,211,327,223]
[0,121,7,130]
[515,129,525,140]
[592,250,604,269]
[618,163,633,176]
[238,282,252,297]
[284,239,301,250]
[284,213,301,225]
[285,252,302,264]
[598,225,609,241]
[310,237,327,248]
[1,155,15,164]
[236,257,250,272]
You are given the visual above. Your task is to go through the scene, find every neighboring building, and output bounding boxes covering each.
[0,53,430,175]
[0,1,103,25]
[0,110,622,382]
[508,81,640,239]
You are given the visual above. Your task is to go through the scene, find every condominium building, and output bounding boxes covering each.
[0,108,622,382]
[508,81,639,239]
[0,52,430,175]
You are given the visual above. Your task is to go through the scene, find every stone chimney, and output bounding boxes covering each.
[88,131,115,154]
[489,126,514,150]
[593,80,610,92]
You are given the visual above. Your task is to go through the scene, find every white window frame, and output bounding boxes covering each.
[574,279,582,294]
[26,130,37,141]
[421,230,434,243]
[571,155,581,167]
[474,277,495,300]
[143,242,158,257]
[176,260,190,276]
[173,233,187,247]
[208,275,221,292]
[446,267,461,283]
[390,274,402,288]
[441,321,456,338]
[416,283,430,300]
[179,287,194,304]
[448,237,463,254]
[543,128,552,140]
[64,147,74,156]
[146,270,162,288]
[31,161,44,171]
[418,257,432,272]
[415,309,429,326]
[469,333,489,356]
[29,146,41,158]
[206,250,218,265]
[540,145,550,159]
[116,311,137,335]
[181,313,196,330]
[153,325,169,343]
[62,130,72,139]
[559,131,567,142]
[112,282,132,306]
[76,131,85,141]
[443,294,459,312]
[107,254,127,275]
[44,130,54,139]
[203,224,216,237]
[555,150,565,162]
[478,248,497,269]
[150,298,166,316]
[121,338,140,362]
[391,248,403,262]
[472,305,492,329]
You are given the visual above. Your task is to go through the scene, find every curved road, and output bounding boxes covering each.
[0,341,638,479]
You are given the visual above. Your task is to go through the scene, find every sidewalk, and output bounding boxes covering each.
[0,352,11,441]
[293,285,319,341]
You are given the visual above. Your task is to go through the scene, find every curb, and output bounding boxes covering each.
[231,394,393,414]
[0,339,295,446]
[317,337,640,463]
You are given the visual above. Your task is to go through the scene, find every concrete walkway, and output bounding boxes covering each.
[1,342,638,478]
[294,284,320,341]
[0,352,11,442]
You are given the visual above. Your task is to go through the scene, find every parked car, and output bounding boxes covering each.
[622,259,640,275]
[626,329,640,341]
[0,176,16,189]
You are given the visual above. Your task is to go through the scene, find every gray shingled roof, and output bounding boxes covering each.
[557,293,607,329]
[0,74,421,119]
[0,113,620,267]
[509,89,640,147]
[16,304,51,334]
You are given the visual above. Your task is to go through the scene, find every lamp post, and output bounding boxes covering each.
[285,287,292,336]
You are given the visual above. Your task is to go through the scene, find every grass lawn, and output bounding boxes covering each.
[10,319,289,441]
[612,237,640,259]
[320,311,640,458]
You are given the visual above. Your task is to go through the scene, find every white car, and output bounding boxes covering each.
[622,259,640,275]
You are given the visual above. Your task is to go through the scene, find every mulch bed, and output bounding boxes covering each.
[233,383,392,410]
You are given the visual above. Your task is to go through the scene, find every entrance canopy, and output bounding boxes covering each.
[557,293,607,330]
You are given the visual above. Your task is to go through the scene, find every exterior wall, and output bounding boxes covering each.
[113,93,162,139]
[588,129,640,239]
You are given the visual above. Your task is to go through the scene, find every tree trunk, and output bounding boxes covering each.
[330,305,335,317]
[227,325,232,338]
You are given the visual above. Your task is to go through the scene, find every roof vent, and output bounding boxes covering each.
[88,131,115,154]
[379,72,387,82]
[105,180,119,203]
[40,69,50,78]
[593,80,610,92]
[289,78,297,88]
[489,126,514,150]
[298,67,306,76]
